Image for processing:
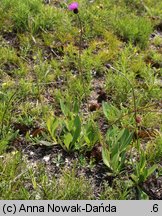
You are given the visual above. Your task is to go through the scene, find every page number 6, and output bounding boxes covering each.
[152,204,158,213]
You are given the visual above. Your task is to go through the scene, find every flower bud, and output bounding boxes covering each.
[135,115,142,124]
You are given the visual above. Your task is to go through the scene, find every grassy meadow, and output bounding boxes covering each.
[0,0,162,199]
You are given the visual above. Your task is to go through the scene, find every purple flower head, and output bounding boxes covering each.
[68,2,79,14]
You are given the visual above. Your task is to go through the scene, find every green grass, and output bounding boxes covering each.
[0,0,162,200]
[0,152,94,199]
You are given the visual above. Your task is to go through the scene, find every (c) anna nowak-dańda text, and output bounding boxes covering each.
[17,203,117,213]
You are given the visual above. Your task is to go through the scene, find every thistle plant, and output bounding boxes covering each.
[105,64,140,148]
[68,2,79,14]
[68,2,86,96]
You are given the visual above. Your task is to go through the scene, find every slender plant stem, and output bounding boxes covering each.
[104,97,158,126]
[33,67,46,119]
[77,14,86,97]
[107,103,160,130]
[107,66,140,181]
[0,90,17,138]
[108,65,139,147]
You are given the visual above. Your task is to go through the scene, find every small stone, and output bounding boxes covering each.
[43,155,50,162]
[29,151,34,156]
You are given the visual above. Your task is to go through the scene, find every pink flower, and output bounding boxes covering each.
[68,2,79,14]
